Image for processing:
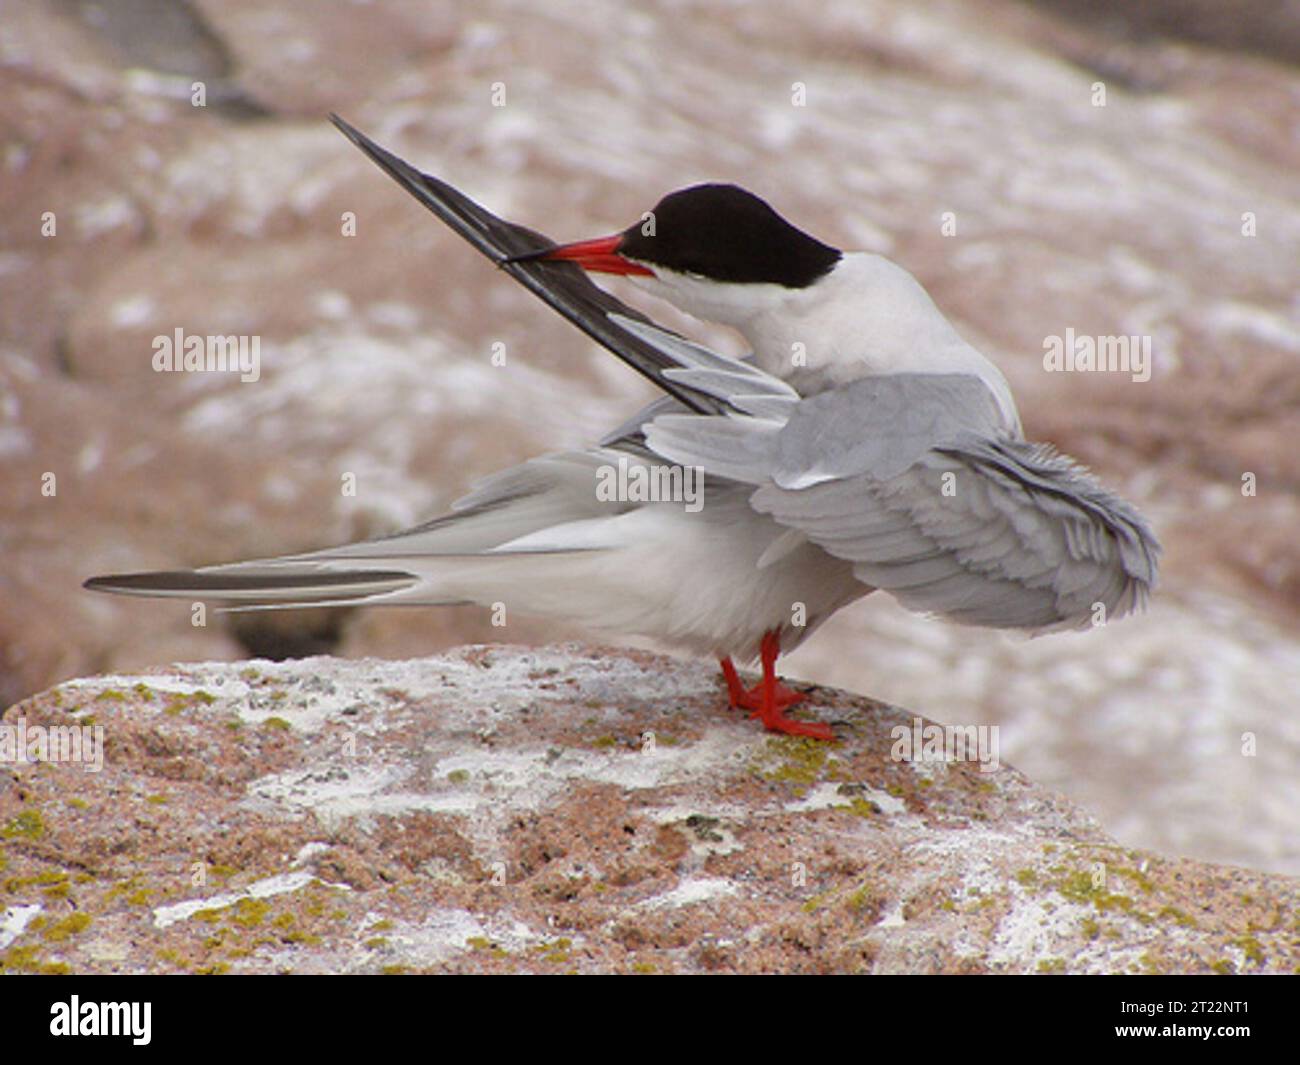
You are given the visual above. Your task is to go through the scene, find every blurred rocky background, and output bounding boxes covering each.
[2,0,1298,874]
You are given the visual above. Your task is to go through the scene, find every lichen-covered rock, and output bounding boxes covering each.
[1,644,1294,974]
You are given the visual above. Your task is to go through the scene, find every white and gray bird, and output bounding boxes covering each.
[85,116,1160,740]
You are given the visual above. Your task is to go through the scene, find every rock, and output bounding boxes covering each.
[1,644,1295,974]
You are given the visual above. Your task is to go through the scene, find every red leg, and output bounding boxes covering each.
[754,632,835,740]
[719,657,748,708]
[718,634,834,740]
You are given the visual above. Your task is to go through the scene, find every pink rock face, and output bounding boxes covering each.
[2,645,1296,974]
[3,1,1298,877]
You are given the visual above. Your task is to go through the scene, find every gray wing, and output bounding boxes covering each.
[597,345,779,450]
[615,316,1160,631]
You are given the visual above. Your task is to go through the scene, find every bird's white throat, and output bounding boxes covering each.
[634,252,1022,432]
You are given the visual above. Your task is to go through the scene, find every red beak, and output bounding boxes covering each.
[515,234,653,276]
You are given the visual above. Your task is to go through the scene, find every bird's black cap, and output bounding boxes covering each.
[617,184,841,288]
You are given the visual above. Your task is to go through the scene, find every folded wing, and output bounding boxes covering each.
[621,316,1160,631]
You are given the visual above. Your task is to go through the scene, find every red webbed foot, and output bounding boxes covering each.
[719,657,806,712]
[752,708,835,740]
[717,632,834,741]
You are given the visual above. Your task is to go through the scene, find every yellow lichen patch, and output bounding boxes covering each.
[1,945,71,975]
[845,883,879,914]
[1232,935,1265,966]
[1157,905,1197,929]
[465,936,510,958]
[230,897,270,929]
[105,876,145,903]
[750,736,847,795]
[5,869,69,895]
[1055,870,1135,914]
[800,889,833,914]
[834,796,879,819]
[43,912,92,942]
[303,890,327,918]
[2,810,44,840]
[532,937,572,964]
[155,948,189,970]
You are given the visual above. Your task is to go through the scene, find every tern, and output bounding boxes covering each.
[85,115,1160,740]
